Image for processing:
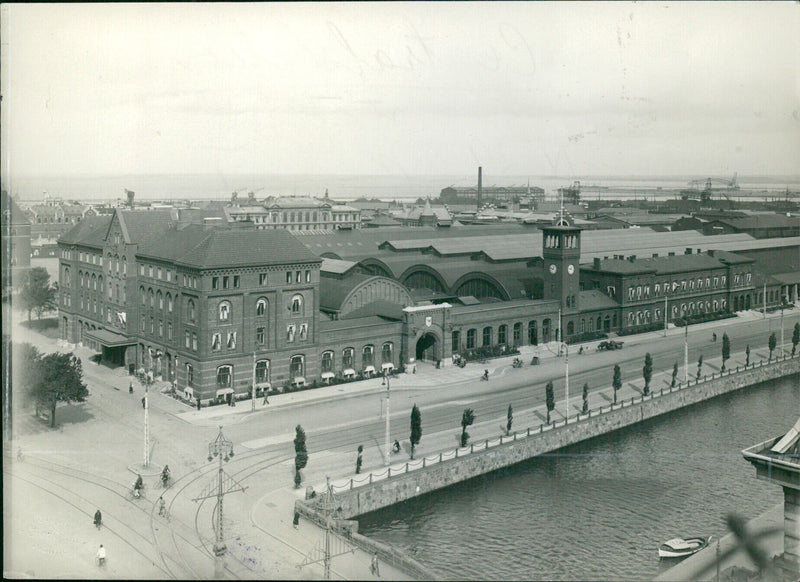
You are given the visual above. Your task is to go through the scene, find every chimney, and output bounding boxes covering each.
[685,247,692,255]
[126,189,135,208]
[593,257,601,269]
[477,166,483,210]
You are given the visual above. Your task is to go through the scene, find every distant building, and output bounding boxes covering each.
[23,197,97,238]
[440,185,544,205]
[702,215,800,238]
[2,191,31,299]
[225,192,360,232]
[397,199,453,227]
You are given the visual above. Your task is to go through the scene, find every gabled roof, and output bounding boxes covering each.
[1,191,29,226]
[579,289,619,311]
[115,210,175,245]
[711,215,800,230]
[58,215,113,247]
[136,224,320,269]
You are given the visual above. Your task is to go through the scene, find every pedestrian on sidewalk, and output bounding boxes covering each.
[293,510,300,529]
[96,544,106,566]
[141,396,146,409]
[129,383,133,394]
[371,553,380,577]
[263,392,269,406]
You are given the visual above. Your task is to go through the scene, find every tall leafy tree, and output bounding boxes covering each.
[721,332,731,372]
[671,361,679,387]
[460,408,475,447]
[642,353,653,395]
[582,383,589,414]
[17,267,58,322]
[545,381,555,424]
[768,332,777,361]
[745,344,751,367]
[293,425,308,488]
[696,354,704,380]
[506,404,513,434]
[410,404,422,459]
[792,323,799,357]
[612,365,622,404]
[26,351,88,428]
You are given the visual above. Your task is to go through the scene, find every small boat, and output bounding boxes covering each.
[658,536,710,558]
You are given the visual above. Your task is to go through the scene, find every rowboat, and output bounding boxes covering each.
[658,536,710,559]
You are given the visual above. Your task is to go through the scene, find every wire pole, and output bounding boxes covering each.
[684,322,689,384]
[144,384,149,467]
[663,295,668,337]
[251,352,256,412]
[383,371,390,465]
[563,343,569,421]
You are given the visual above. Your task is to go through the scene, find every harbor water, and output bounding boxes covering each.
[358,375,800,581]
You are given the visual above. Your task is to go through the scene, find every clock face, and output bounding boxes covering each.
[549,264,557,274]
[568,264,575,275]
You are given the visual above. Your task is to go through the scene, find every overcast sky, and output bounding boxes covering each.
[1,2,798,178]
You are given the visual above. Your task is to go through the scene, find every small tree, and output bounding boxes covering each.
[696,354,703,380]
[293,425,308,488]
[582,383,589,414]
[17,267,58,322]
[642,353,653,395]
[792,323,799,357]
[745,344,751,367]
[25,351,89,428]
[460,408,475,447]
[506,404,513,435]
[545,381,555,424]
[768,332,777,361]
[721,332,730,372]
[355,444,363,474]
[671,361,678,387]
[612,365,622,404]
[410,404,422,459]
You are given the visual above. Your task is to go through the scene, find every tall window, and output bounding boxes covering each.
[466,329,476,349]
[482,326,492,347]
[498,325,507,345]
[528,321,537,345]
[513,322,522,346]
[219,301,231,321]
[343,347,354,369]
[452,330,460,352]
[167,294,173,312]
[381,342,393,364]
[186,364,194,387]
[226,332,237,349]
[256,327,266,345]
[362,345,374,368]
[542,319,551,342]
[188,300,196,321]
[157,291,163,309]
[286,324,296,342]
[256,298,267,316]
[321,351,334,373]
[291,294,303,314]
[212,333,222,351]
[290,355,304,379]
[256,360,270,384]
[299,323,308,340]
[216,365,232,388]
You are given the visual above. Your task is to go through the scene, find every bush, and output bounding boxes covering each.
[617,323,664,336]
[461,345,520,362]
[673,312,736,327]
[565,330,608,344]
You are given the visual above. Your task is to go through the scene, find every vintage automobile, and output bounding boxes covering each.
[597,340,624,351]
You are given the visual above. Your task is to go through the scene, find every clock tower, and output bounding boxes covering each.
[541,218,581,340]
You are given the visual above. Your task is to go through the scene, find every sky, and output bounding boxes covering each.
[1,2,799,179]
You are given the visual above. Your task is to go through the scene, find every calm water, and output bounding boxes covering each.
[359,376,800,581]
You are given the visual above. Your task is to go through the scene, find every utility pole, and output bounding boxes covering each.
[684,322,689,384]
[663,295,668,337]
[143,384,149,467]
[251,352,256,412]
[780,303,784,356]
[193,426,246,579]
[563,343,569,421]
[383,371,391,465]
[763,281,767,318]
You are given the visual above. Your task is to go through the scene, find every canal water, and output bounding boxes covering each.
[358,375,800,581]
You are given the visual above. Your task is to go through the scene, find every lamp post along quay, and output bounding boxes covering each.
[560,343,570,421]
[383,370,391,465]
[193,426,246,578]
[143,385,149,468]
[684,321,689,384]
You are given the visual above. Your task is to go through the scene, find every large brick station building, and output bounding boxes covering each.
[57,208,761,405]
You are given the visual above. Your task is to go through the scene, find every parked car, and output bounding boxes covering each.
[597,340,624,351]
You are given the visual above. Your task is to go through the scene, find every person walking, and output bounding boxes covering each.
[96,544,106,566]
[129,383,133,394]
[158,496,166,517]
[94,510,102,529]
[262,392,269,406]
[293,510,300,529]
[371,553,380,577]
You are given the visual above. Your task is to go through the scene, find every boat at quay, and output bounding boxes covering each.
[358,375,799,581]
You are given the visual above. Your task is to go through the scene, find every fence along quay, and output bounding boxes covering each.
[296,354,798,579]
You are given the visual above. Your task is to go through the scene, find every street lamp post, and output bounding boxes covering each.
[780,303,785,356]
[663,295,668,337]
[251,352,256,412]
[560,343,569,421]
[684,321,689,384]
[383,371,390,465]
[143,383,149,467]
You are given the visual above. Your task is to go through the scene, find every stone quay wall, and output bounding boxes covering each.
[302,356,798,522]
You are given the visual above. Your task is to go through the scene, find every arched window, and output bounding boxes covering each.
[216,365,232,388]
[291,294,303,315]
[290,355,304,379]
[149,288,154,307]
[63,266,71,286]
[513,322,522,346]
[580,319,586,333]
[122,257,127,276]
[256,360,270,384]
[157,290,163,310]
[256,298,268,316]
[311,352,330,378]
[628,312,636,325]
[528,321,537,345]
[567,321,575,335]
[466,329,477,349]
[166,293,172,312]
[381,342,393,364]
[542,319,551,342]
[78,270,84,287]
[482,326,492,347]
[188,299,196,322]
[219,301,231,321]
[362,345,374,369]
[342,348,354,370]
[498,324,508,345]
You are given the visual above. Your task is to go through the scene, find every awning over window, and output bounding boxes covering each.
[83,328,136,348]
[364,366,375,374]
[343,368,356,377]
[321,372,335,380]
[292,376,306,386]
[215,388,234,397]
[381,363,394,371]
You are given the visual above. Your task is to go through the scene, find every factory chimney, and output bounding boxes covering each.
[477,166,483,211]
[125,189,135,208]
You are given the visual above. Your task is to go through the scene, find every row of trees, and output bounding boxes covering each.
[289,323,800,486]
